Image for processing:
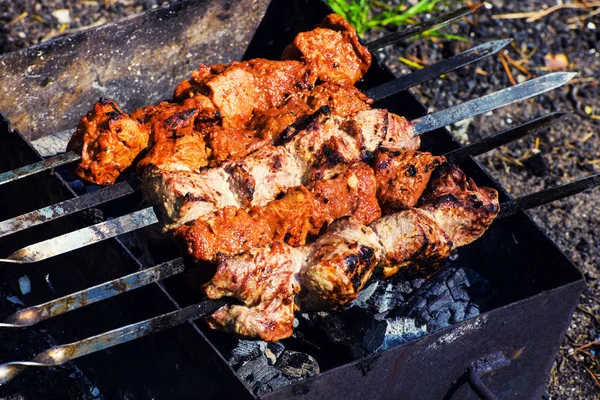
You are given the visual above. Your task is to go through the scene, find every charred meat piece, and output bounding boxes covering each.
[282,14,372,84]
[374,150,445,210]
[370,210,452,279]
[298,218,383,311]
[205,242,309,342]
[142,109,418,229]
[174,59,318,128]
[175,163,381,262]
[136,133,210,174]
[418,164,500,247]
[66,99,149,186]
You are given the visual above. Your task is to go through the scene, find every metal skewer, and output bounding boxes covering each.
[0,152,81,186]
[365,4,482,51]
[365,39,511,101]
[0,258,185,328]
[2,168,599,384]
[0,73,575,264]
[444,111,568,164]
[0,297,229,386]
[0,181,135,239]
[498,172,600,219]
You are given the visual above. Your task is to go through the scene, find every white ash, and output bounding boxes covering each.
[18,275,31,295]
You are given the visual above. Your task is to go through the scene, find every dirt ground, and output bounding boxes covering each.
[1,0,599,398]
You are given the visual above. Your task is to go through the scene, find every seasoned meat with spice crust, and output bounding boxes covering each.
[67,99,149,186]
[143,109,417,229]
[175,163,380,262]
[419,164,500,247]
[205,242,309,342]
[374,150,445,210]
[370,209,452,279]
[282,14,372,84]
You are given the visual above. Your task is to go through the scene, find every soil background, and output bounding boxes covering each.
[0,0,599,398]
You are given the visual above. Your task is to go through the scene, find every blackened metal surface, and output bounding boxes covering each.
[265,280,583,399]
[0,0,271,140]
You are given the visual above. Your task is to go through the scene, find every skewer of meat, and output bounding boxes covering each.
[143,108,417,229]
[203,164,499,341]
[65,14,373,186]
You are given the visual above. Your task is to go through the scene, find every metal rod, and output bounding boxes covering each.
[0,181,135,239]
[0,206,158,264]
[366,4,482,51]
[0,297,229,385]
[0,152,80,186]
[444,112,568,164]
[498,172,600,218]
[411,72,576,136]
[0,258,185,328]
[366,39,512,102]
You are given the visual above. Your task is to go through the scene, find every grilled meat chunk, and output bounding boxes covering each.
[204,218,382,341]
[66,99,149,186]
[143,109,418,229]
[298,218,383,311]
[136,133,209,174]
[282,14,371,84]
[174,59,317,128]
[370,210,452,279]
[205,242,309,342]
[374,150,445,210]
[175,163,381,262]
[419,164,500,247]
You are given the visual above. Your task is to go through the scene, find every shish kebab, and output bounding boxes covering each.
[0,72,576,264]
[1,169,599,388]
[0,5,481,187]
[203,162,498,341]
[0,112,569,327]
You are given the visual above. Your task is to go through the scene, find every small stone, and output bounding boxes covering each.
[51,9,72,24]
[587,22,596,30]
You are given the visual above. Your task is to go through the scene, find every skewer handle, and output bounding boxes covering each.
[0,206,158,264]
[366,4,482,51]
[0,152,80,186]
[444,112,568,164]
[0,297,228,385]
[499,173,600,218]
[0,258,185,328]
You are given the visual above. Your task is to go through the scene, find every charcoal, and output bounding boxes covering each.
[389,266,494,334]
[267,341,286,359]
[236,354,287,395]
[255,375,292,397]
[275,351,320,381]
[227,340,266,367]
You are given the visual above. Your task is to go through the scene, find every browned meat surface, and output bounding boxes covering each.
[174,59,317,128]
[374,150,445,210]
[143,109,417,229]
[419,164,500,247]
[371,209,452,279]
[205,242,308,342]
[282,13,372,84]
[136,133,209,174]
[298,218,383,311]
[66,99,149,186]
[175,163,381,262]
[204,217,382,341]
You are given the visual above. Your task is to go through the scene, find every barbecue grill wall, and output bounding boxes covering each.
[0,0,585,398]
